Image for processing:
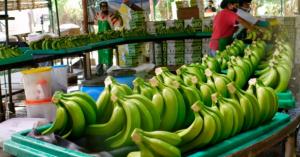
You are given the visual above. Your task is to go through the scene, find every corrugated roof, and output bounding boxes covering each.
[0,0,48,11]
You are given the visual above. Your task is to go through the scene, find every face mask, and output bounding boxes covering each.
[232,7,238,12]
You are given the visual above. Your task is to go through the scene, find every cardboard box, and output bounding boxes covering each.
[184,19,202,32]
[166,20,184,28]
[202,17,213,32]
[177,7,201,19]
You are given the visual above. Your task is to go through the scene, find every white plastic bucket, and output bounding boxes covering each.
[52,65,68,93]
[25,101,57,122]
[21,67,52,103]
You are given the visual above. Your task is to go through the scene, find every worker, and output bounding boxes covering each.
[94,1,123,75]
[205,0,217,13]
[209,0,255,56]
[235,0,269,39]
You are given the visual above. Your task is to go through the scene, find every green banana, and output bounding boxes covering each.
[135,128,181,146]
[104,99,141,149]
[96,87,113,123]
[124,94,160,130]
[61,96,96,125]
[181,101,216,153]
[85,103,125,137]
[142,135,181,157]
[60,99,86,139]
[176,111,203,145]
[42,103,68,135]
[159,86,179,131]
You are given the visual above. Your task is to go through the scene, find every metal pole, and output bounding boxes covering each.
[4,0,9,45]
[7,70,15,114]
[82,0,88,33]
[54,0,61,36]
[0,79,5,122]
[48,0,55,33]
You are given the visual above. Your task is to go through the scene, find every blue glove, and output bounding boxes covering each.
[257,21,269,27]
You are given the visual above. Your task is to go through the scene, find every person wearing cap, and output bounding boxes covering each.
[205,0,217,13]
[94,1,123,75]
[209,0,255,56]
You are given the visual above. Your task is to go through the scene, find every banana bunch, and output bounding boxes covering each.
[255,41,293,92]
[43,91,97,139]
[261,29,272,41]
[180,101,223,152]
[155,67,183,86]
[121,28,150,38]
[246,28,273,42]
[226,60,250,89]
[227,82,261,130]
[245,30,259,41]
[0,45,23,59]
[149,77,186,131]
[205,69,231,98]
[94,93,160,150]
[246,79,278,124]
[210,93,244,140]
[30,34,101,50]
[132,77,165,117]
[96,76,132,123]
[133,77,155,99]
[130,128,181,157]
[201,55,221,73]
[176,64,206,86]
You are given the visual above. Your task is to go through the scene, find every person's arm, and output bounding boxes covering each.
[237,16,255,31]
[123,0,143,11]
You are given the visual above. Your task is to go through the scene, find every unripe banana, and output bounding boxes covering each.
[60,99,86,139]
[159,87,179,131]
[62,96,97,125]
[85,104,125,137]
[42,104,68,135]
[104,99,141,149]
[125,94,161,130]
[142,135,181,157]
[96,87,113,123]
[151,90,165,116]
[130,99,154,131]
[176,112,203,145]
[135,128,181,146]
[181,101,216,153]
[274,65,292,93]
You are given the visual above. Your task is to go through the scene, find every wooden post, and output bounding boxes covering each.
[82,0,88,33]
[285,133,296,157]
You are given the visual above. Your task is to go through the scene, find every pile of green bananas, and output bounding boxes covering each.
[156,25,195,35]
[226,41,266,88]
[120,28,149,38]
[29,34,101,50]
[0,45,23,59]
[42,91,97,139]
[246,28,272,41]
[201,55,221,73]
[255,39,293,92]
[86,76,162,150]
[130,128,181,157]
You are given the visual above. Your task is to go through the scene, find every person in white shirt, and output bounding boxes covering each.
[235,0,268,39]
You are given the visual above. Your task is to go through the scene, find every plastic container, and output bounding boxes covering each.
[52,65,68,93]
[26,101,56,122]
[22,67,52,103]
[278,98,296,109]
[80,77,105,101]
[80,69,136,101]
[277,90,293,100]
